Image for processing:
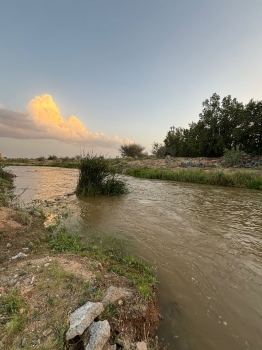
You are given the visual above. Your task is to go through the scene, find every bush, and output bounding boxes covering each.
[47,155,58,160]
[76,153,128,196]
[223,145,245,167]
[119,143,145,158]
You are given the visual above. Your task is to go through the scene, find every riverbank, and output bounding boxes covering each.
[0,171,161,349]
[124,167,262,190]
[2,156,262,190]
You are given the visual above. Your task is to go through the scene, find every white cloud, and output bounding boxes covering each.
[0,94,132,149]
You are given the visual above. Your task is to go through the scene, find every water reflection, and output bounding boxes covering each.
[8,166,262,350]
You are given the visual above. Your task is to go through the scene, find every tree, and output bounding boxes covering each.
[151,142,167,158]
[119,143,145,158]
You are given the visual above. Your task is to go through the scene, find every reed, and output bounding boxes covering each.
[125,167,262,190]
[76,153,128,196]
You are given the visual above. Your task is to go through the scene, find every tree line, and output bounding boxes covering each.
[162,93,262,157]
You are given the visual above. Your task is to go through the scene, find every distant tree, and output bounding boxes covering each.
[152,142,167,158]
[119,143,145,158]
[48,155,58,160]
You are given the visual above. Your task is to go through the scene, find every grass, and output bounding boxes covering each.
[48,226,157,300]
[76,153,128,196]
[125,167,262,190]
[0,288,27,336]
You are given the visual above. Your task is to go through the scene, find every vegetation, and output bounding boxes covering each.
[76,153,128,196]
[48,225,158,300]
[125,167,262,190]
[151,142,167,158]
[163,93,262,157]
[223,145,245,167]
[119,143,145,158]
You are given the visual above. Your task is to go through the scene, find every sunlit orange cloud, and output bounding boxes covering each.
[0,94,132,148]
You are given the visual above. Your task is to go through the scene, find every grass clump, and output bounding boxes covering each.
[86,235,158,300]
[49,227,85,253]
[126,167,262,190]
[76,153,128,196]
[0,288,27,335]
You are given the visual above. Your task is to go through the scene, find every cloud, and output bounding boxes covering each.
[0,94,132,148]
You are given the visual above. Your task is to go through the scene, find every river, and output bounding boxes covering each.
[7,166,262,350]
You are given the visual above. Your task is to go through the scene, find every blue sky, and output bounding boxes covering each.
[0,0,262,157]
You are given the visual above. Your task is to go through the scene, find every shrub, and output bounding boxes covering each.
[119,143,145,158]
[47,155,58,160]
[223,145,245,167]
[76,153,128,196]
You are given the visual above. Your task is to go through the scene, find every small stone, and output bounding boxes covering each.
[6,243,11,248]
[19,270,27,276]
[85,320,110,350]
[136,341,147,350]
[11,252,28,260]
[118,299,123,306]
[8,279,17,287]
[43,328,52,337]
[32,211,41,217]
[101,286,132,306]
[21,338,26,347]
[44,263,49,267]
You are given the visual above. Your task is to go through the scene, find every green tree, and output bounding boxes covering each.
[119,143,145,158]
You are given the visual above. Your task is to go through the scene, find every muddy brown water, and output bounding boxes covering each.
[7,166,262,350]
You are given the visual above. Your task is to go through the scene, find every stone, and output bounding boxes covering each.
[136,341,147,350]
[11,252,28,260]
[66,301,104,340]
[43,328,52,337]
[32,211,41,217]
[21,338,26,347]
[101,286,132,306]
[6,243,11,248]
[85,320,110,350]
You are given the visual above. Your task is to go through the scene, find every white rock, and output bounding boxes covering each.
[136,341,147,350]
[10,252,28,260]
[85,321,110,350]
[101,286,132,306]
[66,302,104,340]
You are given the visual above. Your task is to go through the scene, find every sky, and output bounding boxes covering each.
[0,0,262,158]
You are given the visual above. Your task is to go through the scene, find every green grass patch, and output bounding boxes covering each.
[49,227,85,254]
[86,235,158,300]
[125,167,262,190]
[48,225,157,300]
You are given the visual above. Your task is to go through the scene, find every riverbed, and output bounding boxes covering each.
[7,166,262,350]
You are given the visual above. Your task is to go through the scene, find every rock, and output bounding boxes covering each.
[19,270,27,276]
[32,211,41,217]
[44,263,50,267]
[85,320,110,350]
[66,301,104,340]
[21,338,26,347]
[43,328,52,337]
[136,341,147,350]
[11,252,28,260]
[6,243,11,248]
[8,279,17,287]
[101,286,132,306]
